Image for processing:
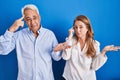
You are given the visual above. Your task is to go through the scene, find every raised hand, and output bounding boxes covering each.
[54,42,71,52]
[103,45,120,52]
[101,45,120,56]
[9,16,24,32]
[67,27,74,40]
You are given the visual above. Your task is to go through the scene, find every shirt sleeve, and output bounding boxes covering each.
[62,48,72,60]
[91,40,107,70]
[62,38,73,60]
[0,30,16,55]
[50,32,62,61]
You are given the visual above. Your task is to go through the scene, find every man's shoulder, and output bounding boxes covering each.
[42,27,54,34]
[42,27,51,31]
[20,28,28,32]
[16,28,29,35]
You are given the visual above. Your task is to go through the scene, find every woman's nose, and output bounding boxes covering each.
[77,28,80,32]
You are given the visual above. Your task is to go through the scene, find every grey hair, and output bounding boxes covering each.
[21,4,40,16]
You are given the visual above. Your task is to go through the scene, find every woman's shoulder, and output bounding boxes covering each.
[93,40,100,47]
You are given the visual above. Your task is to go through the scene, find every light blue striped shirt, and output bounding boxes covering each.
[0,27,61,80]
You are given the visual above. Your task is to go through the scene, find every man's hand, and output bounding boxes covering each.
[9,16,24,32]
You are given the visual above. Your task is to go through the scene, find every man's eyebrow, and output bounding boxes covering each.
[25,17,31,19]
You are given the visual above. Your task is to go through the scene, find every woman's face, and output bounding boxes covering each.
[74,21,88,39]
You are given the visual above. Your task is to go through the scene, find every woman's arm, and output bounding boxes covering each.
[91,42,120,71]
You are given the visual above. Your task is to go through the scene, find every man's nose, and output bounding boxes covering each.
[30,19,35,24]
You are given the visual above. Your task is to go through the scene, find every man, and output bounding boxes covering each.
[0,4,64,80]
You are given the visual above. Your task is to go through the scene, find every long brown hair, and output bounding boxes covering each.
[73,15,96,58]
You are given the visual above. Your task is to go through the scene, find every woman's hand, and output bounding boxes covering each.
[101,45,120,56]
[54,42,71,52]
[67,27,74,40]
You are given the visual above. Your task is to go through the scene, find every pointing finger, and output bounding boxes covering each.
[19,16,24,21]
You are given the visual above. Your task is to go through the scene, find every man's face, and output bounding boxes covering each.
[24,9,40,33]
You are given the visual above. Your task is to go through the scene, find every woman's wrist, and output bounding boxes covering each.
[101,49,107,56]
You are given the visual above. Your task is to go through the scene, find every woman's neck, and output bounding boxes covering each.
[78,36,86,43]
[78,37,86,50]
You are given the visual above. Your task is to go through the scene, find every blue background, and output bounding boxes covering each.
[0,0,120,80]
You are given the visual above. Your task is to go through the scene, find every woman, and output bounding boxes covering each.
[61,15,120,80]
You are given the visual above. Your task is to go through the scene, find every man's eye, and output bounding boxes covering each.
[33,17,37,20]
[26,19,31,21]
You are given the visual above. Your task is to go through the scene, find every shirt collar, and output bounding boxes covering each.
[28,25,43,34]
[37,26,43,34]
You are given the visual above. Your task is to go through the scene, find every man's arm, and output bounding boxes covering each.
[0,17,24,55]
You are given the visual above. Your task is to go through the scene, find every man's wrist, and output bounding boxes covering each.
[8,27,15,32]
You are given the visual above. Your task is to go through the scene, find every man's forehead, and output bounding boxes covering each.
[24,9,36,13]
